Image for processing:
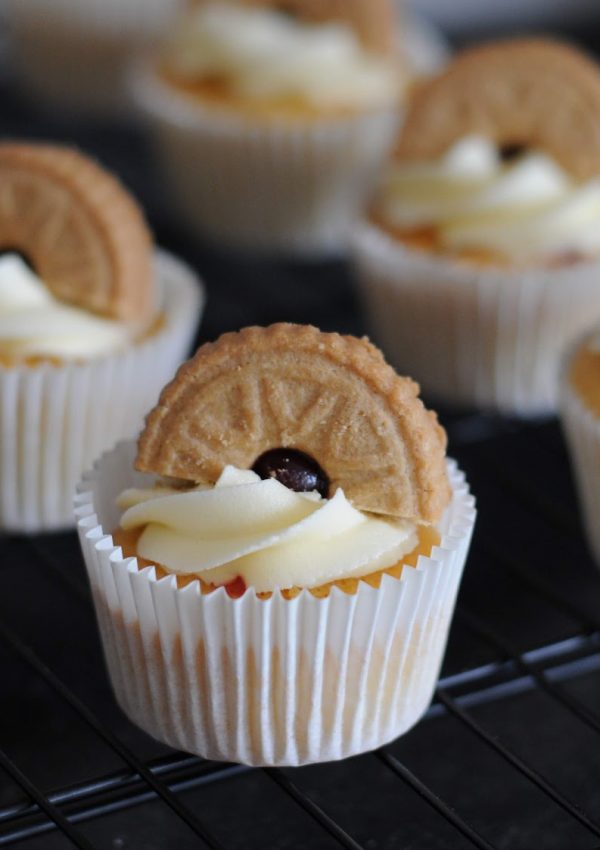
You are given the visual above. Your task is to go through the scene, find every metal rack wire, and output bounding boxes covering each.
[1,417,600,849]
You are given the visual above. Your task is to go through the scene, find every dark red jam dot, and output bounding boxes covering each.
[225,576,247,599]
[275,3,300,19]
[499,142,527,162]
[252,449,329,499]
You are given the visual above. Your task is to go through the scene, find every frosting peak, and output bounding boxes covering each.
[164,2,401,110]
[0,254,133,360]
[377,136,600,261]
[118,466,417,593]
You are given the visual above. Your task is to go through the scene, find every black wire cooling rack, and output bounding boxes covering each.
[2,415,600,850]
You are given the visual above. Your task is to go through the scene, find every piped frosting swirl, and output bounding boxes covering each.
[376,136,600,261]
[118,466,417,593]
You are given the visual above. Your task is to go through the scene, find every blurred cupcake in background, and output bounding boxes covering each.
[5,0,183,117]
[560,329,600,567]
[355,38,600,417]
[130,0,407,256]
[0,142,203,532]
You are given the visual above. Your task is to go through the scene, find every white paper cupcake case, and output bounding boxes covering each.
[75,442,475,766]
[131,65,401,256]
[0,250,203,534]
[6,0,182,115]
[354,224,600,417]
[560,340,600,565]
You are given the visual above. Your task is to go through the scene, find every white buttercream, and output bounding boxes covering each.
[118,466,417,592]
[164,2,401,109]
[0,254,133,359]
[377,136,600,260]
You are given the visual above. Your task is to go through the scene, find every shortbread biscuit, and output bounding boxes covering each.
[0,143,153,322]
[135,323,451,522]
[236,0,393,54]
[395,38,600,180]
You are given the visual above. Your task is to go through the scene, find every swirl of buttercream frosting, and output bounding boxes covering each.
[163,2,401,110]
[118,465,418,592]
[376,136,600,261]
[0,254,133,359]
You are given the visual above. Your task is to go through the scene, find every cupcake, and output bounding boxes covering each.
[75,323,476,766]
[560,330,600,565]
[5,0,183,117]
[0,142,203,532]
[355,38,600,416]
[130,0,405,255]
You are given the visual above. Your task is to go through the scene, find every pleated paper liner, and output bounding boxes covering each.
[0,250,204,533]
[75,441,475,766]
[130,63,401,256]
[560,334,600,566]
[354,222,600,417]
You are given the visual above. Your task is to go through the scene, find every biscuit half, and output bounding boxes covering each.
[396,38,600,180]
[135,323,451,522]
[0,143,153,322]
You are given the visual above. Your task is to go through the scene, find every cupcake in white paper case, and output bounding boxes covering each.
[0,142,204,533]
[75,323,476,766]
[560,329,600,566]
[355,38,600,417]
[6,0,183,117]
[130,0,406,256]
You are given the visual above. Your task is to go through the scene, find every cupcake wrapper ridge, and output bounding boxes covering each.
[131,64,401,256]
[75,441,476,767]
[354,224,600,417]
[0,250,204,533]
[560,340,600,566]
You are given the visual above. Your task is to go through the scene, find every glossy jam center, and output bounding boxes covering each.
[499,142,527,162]
[274,3,301,19]
[252,448,329,498]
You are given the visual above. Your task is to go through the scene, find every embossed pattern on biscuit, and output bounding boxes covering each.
[135,323,450,522]
[0,143,153,322]
[395,38,600,181]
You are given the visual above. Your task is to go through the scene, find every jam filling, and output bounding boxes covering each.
[252,448,329,499]
[499,142,527,162]
[225,576,247,599]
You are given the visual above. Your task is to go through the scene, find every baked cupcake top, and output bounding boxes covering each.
[0,142,155,361]
[117,323,451,593]
[372,38,600,266]
[159,0,402,115]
